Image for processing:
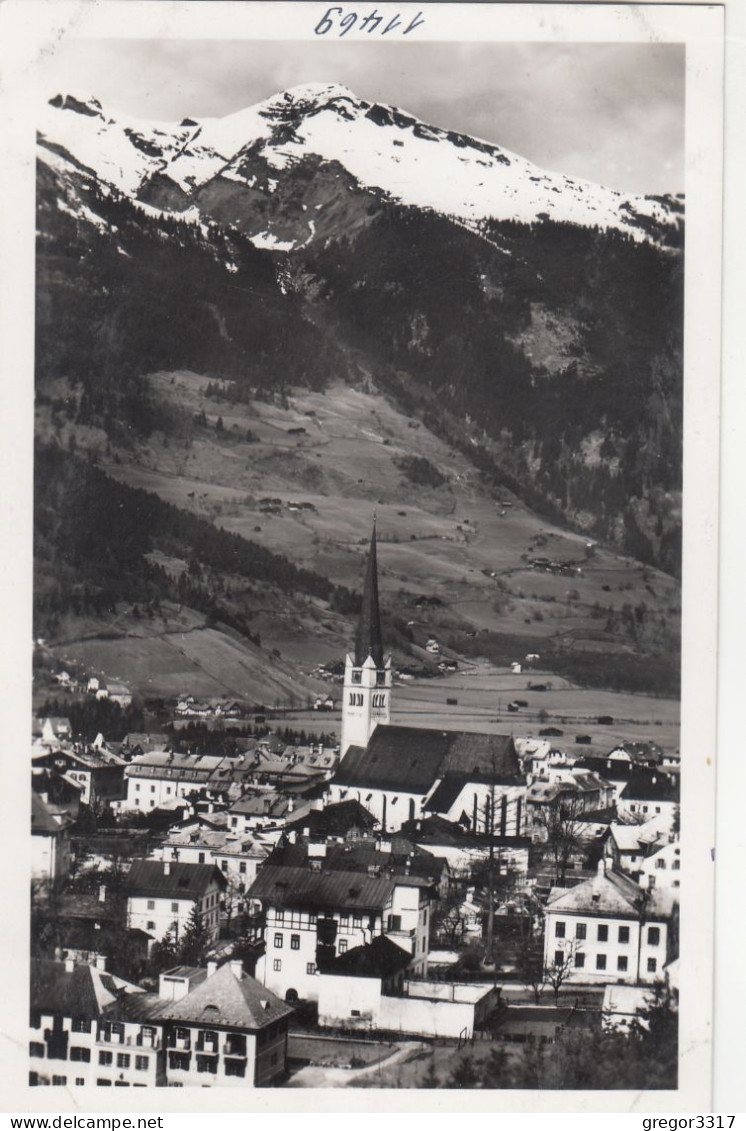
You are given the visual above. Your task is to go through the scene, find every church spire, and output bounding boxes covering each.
[354,521,384,667]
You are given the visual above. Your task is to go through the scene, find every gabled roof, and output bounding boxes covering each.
[334,726,521,794]
[248,864,395,913]
[125,860,226,899]
[610,825,644,852]
[158,963,293,1029]
[30,959,144,1018]
[324,935,411,979]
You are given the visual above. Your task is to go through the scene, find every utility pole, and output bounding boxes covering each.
[484,773,497,967]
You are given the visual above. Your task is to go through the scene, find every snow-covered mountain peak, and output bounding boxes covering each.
[37,84,683,248]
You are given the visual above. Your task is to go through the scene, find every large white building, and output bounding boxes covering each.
[249,862,431,1002]
[29,958,292,1088]
[543,861,676,985]
[125,859,226,945]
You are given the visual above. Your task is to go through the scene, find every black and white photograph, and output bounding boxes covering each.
[0,0,726,1111]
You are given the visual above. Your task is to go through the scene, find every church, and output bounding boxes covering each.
[327,525,527,835]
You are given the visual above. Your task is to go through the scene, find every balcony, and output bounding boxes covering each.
[171,1037,191,1051]
[136,1035,160,1050]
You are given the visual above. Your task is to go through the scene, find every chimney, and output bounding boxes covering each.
[597,858,606,876]
[229,959,243,978]
[206,960,218,978]
[164,860,171,875]
[98,884,106,903]
[287,798,294,813]
[95,955,107,971]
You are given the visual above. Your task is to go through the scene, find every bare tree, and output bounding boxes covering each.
[545,938,583,1002]
[534,792,588,885]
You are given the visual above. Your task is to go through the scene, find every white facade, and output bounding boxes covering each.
[255,906,384,1002]
[127,887,221,945]
[340,653,392,758]
[543,907,670,985]
[327,782,425,833]
[639,842,681,895]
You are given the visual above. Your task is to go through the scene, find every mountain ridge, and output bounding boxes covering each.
[39,84,683,251]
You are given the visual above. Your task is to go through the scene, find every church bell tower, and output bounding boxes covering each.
[340,522,392,758]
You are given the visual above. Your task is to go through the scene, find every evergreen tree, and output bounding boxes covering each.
[178,905,211,967]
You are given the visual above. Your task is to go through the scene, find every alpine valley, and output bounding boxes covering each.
[34,83,684,710]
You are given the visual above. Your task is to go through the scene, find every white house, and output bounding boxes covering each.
[31,792,73,887]
[29,959,292,1089]
[249,862,430,1002]
[639,841,681,896]
[125,752,225,812]
[543,861,675,985]
[125,859,226,945]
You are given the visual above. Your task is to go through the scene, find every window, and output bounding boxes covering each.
[351,1010,361,1018]
[306,962,317,975]
[617,956,628,972]
[71,1018,91,1033]
[135,783,140,791]
[97,1079,112,1086]
[387,914,402,932]
[276,910,285,924]
[147,921,155,931]
[239,862,247,874]
[338,939,348,954]
[656,859,666,870]
[555,921,565,939]
[647,958,657,974]
[30,1012,41,1029]
[116,1053,130,1068]
[575,923,586,941]
[596,954,607,971]
[353,915,362,928]
[99,1051,113,1066]
[135,1056,149,1071]
[196,1055,218,1075]
[574,953,585,968]
[30,1043,44,1058]
[291,934,300,950]
[554,951,563,966]
[673,859,680,871]
[221,861,229,872]
[75,1079,85,1086]
[597,925,608,942]
[147,900,155,911]
[70,1047,91,1063]
[273,959,282,972]
[151,785,155,793]
[274,933,283,949]
[225,1061,245,1078]
[648,927,661,946]
[618,926,630,944]
[52,1076,67,1086]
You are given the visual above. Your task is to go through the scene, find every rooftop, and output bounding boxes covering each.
[324,935,411,979]
[248,864,395,912]
[125,859,226,899]
[158,962,293,1029]
[335,726,521,795]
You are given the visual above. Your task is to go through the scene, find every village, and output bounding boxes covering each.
[29,528,680,1090]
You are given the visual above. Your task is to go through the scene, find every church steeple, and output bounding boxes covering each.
[354,522,384,667]
[340,519,393,759]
